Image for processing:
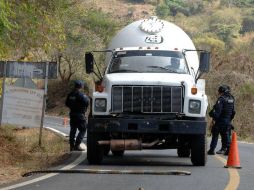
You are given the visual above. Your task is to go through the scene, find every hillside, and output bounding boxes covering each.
[83,0,155,21]
[0,0,254,140]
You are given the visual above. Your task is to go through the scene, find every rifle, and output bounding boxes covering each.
[208,120,215,136]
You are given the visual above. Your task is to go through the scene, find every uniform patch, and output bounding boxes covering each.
[69,96,76,100]
[227,99,234,103]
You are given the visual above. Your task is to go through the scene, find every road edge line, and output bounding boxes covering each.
[0,128,86,190]
[215,155,240,190]
[44,126,69,137]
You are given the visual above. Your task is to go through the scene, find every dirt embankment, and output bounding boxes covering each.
[0,126,69,185]
[83,0,155,22]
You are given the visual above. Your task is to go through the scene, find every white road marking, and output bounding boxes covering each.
[208,137,254,144]
[0,152,86,190]
[0,127,86,190]
[44,127,68,137]
[238,141,254,145]
[44,121,66,127]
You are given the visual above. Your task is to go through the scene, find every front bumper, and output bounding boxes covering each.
[88,117,206,135]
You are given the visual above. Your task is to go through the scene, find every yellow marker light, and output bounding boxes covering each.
[191,87,197,95]
[95,81,104,93]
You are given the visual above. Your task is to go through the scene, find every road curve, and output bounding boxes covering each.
[1,117,252,190]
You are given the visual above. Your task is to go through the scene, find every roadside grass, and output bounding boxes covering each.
[0,125,69,185]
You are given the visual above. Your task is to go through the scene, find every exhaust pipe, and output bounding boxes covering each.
[98,139,159,151]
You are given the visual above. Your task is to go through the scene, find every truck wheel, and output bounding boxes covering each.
[191,135,207,166]
[112,150,124,156]
[177,148,190,157]
[87,132,104,164]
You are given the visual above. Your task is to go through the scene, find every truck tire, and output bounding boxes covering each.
[87,132,104,164]
[112,150,125,156]
[177,148,190,157]
[190,135,207,166]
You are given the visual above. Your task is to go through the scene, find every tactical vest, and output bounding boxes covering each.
[220,94,234,122]
[66,91,86,114]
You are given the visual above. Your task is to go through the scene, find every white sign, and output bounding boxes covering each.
[0,61,58,79]
[2,85,44,127]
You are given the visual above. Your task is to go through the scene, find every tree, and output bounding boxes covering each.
[2,0,117,83]
[164,0,204,17]
[46,5,117,83]
[165,0,186,16]
[0,0,14,58]
[156,4,170,18]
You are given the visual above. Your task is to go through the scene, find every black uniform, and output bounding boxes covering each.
[65,89,89,150]
[208,92,235,154]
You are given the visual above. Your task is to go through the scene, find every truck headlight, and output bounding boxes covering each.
[94,98,107,112]
[189,100,201,114]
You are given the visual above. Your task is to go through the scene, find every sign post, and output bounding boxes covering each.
[39,62,49,147]
[0,61,57,146]
[0,61,7,126]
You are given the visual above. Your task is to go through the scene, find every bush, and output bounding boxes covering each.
[220,0,254,8]
[241,83,254,96]
[164,0,204,17]
[156,4,169,18]
[241,16,254,33]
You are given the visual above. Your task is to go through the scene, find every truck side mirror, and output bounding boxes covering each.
[85,52,94,74]
[199,51,210,73]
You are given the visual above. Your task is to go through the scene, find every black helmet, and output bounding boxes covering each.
[218,85,230,94]
[74,80,84,89]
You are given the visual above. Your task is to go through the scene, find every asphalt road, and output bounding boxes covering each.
[1,116,253,190]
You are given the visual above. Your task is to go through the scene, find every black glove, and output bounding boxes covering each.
[231,125,234,130]
[208,109,214,117]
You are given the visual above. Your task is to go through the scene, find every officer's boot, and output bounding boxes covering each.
[216,148,227,154]
[224,147,230,155]
[70,143,75,152]
[74,143,85,151]
[207,149,215,155]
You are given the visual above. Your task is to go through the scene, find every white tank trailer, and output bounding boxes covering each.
[85,16,210,166]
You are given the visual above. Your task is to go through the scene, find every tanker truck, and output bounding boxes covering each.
[85,16,210,166]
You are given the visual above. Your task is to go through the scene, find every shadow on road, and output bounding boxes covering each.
[79,151,193,167]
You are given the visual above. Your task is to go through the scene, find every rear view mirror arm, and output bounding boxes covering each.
[86,50,113,81]
[93,58,103,81]
[183,49,210,84]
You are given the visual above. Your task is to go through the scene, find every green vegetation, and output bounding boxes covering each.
[0,0,118,81]
[0,0,253,139]
[241,83,254,96]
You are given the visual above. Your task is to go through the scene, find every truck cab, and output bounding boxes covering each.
[85,16,210,166]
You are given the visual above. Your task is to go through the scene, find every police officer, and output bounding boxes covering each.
[65,80,90,151]
[207,85,235,155]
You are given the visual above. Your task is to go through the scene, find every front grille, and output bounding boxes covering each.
[111,86,183,113]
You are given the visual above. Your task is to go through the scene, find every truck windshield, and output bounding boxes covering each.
[108,50,189,74]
